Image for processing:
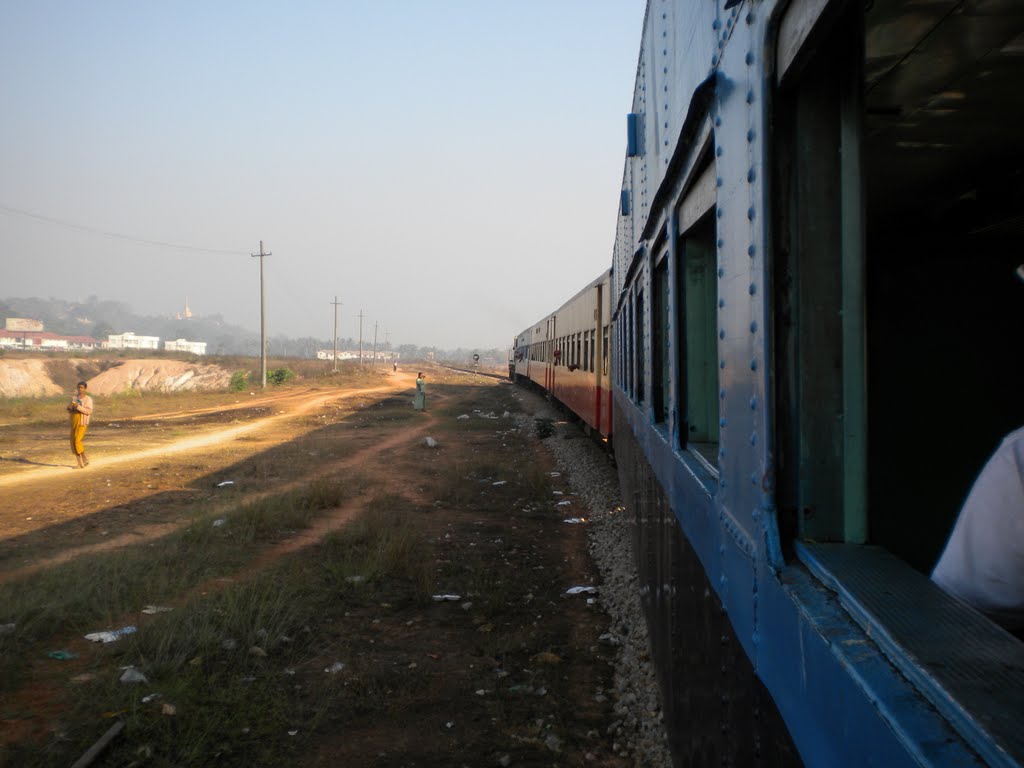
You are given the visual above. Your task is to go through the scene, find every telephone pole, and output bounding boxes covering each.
[357,310,365,365]
[330,296,342,372]
[372,321,379,368]
[251,241,270,388]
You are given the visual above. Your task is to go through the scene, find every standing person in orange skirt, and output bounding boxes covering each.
[67,380,94,468]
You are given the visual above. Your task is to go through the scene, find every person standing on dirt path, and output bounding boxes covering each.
[68,380,93,468]
[413,372,426,411]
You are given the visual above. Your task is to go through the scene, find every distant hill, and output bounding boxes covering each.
[0,296,507,362]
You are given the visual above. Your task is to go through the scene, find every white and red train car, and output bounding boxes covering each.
[511,270,612,439]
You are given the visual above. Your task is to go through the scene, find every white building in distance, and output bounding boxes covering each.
[164,338,207,355]
[106,332,160,351]
[317,349,396,361]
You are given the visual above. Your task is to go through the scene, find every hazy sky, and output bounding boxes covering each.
[1,1,645,350]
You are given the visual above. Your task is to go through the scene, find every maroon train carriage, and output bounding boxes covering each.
[511,270,612,439]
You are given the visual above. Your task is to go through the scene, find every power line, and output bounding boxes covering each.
[0,203,249,256]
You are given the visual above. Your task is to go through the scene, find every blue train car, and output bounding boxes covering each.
[609,0,1024,766]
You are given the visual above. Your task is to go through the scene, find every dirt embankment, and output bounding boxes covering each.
[0,358,233,398]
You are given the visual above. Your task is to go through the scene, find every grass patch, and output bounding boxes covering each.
[432,455,551,511]
[320,495,433,601]
[0,477,364,691]
[3,491,440,768]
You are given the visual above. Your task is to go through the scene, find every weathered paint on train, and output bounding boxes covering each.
[608,0,1024,766]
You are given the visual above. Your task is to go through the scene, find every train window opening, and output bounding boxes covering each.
[602,326,609,377]
[583,330,590,373]
[625,296,634,399]
[676,213,718,463]
[860,32,1024,574]
[635,289,645,405]
[772,12,865,547]
[775,0,1024,622]
[626,294,634,403]
[652,254,670,425]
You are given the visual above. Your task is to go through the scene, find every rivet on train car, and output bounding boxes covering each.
[747,207,756,220]
[663,49,667,56]
[748,168,756,183]
[717,206,724,218]
[712,18,721,30]
[727,18,733,29]
[748,244,756,257]
[751,433,758,446]
[719,329,725,340]
[750,358,758,371]
[747,129,756,143]
[747,12,754,24]
[712,54,719,67]
[746,90,755,104]
[718,40,724,50]
[717,238,724,248]
[750,396,757,410]
[718,267,725,278]
[716,176,723,187]
[746,51,754,66]
[720,359,726,369]
[749,283,757,295]
[715,116,722,127]
[716,145,724,157]
[718,298,725,308]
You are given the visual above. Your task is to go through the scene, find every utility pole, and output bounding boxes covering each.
[372,321,378,368]
[251,241,270,388]
[358,310,365,365]
[330,296,342,372]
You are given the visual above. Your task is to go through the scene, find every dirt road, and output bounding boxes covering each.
[0,372,418,579]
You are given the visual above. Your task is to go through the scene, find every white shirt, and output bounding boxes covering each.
[932,426,1024,631]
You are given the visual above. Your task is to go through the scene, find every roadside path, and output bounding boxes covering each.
[0,378,411,491]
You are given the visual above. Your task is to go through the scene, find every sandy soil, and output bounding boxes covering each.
[0,360,65,398]
[0,358,233,399]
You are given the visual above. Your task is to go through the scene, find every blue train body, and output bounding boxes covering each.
[518,1,1024,765]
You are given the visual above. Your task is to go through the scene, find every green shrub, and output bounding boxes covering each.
[229,370,248,391]
[267,367,295,386]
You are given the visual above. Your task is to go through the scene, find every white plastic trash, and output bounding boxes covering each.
[120,667,148,684]
[85,625,137,643]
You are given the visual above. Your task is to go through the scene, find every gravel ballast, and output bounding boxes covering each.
[513,385,673,768]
